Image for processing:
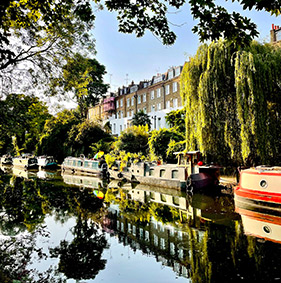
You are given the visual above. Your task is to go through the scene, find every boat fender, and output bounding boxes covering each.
[117,172,123,179]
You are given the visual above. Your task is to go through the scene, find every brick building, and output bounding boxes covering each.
[88,65,183,135]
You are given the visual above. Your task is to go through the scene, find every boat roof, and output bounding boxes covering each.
[173,151,200,155]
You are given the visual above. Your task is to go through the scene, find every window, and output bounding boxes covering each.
[121,111,123,118]
[127,98,130,107]
[157,117,161,129]
[143,93,146,102]
[173,98,178,108]
[150,90,154,100]
[175,67,181,77]
[166,101,170,109]
[131,110,133,117]
[116,100,119,108]
[131,96,134,105]
[143,107,147,114]
[165,85,170,95]
[127,111,130,117]
[120,99,123,107]
[173,82,178,92]
[157,103,161,110]
[151,105,155,112]
[120,125,122,132]
[113,123,116,133]
[168,70,174,79]
[172,170,178,178]
[160,169,165,177]
[157,88,161,98]
[138,95,141,104]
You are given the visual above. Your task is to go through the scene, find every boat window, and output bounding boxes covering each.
[160,169,165,177]
[92,162,98,169]
[73,161,76,166]
[149,169,154,176]
[173,196,180,206]
[160,194,167,202]
[172,170,178,179]
[78,161,83,167]
[150,192,155,199]
[84,161,88,167]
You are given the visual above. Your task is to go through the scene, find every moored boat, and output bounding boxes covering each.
[37,155,58,169]
[0,154,13,165]
[13,154,38,169]
[61,155,108,178]
[109,151,220,191]
[235,166,281,205]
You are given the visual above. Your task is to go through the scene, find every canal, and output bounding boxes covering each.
[1,167,281,282]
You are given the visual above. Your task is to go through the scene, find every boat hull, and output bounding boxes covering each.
[235,167,281,205]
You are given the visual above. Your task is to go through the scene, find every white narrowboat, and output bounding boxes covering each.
[61,155,108,178]
[109,151,220,191]
[13,154,38,169]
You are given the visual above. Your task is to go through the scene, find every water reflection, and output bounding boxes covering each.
[0,172,281,281]
[235,193,281,244]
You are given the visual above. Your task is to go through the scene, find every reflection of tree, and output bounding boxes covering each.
[50,215,108,280]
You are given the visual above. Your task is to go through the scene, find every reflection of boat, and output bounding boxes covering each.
[0,154,13,165]
[62,172,105,189]
[12,167,37,179]
[235,166,281,204]
[0,165,12,174]
[37,156,57,169]
[61,155,108,178]
[37,170,58,179]
[109,151,220,191]
[235,194,281,244]
[13,154,38,169]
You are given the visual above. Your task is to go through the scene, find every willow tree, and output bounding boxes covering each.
[181,40,281,165]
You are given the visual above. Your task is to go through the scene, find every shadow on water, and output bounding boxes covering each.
[0,169,281,282]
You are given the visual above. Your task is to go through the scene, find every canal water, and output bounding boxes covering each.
[1,167,281,282]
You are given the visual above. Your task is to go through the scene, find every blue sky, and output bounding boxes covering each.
[93,1,280,92]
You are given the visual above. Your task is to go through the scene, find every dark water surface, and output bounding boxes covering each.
[1,167,281,282]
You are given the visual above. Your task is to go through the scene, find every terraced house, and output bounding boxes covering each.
[87,65,183,136]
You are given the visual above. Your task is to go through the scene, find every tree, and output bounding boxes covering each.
[113,125,149,155]
[180,40,281,166]
[50,53,109,118]
[0,93,51,155]
[148,128,184,162]
[131,110,151,129]
[165,108,186,134]
[0,0,279,88]
[36,109,80,162]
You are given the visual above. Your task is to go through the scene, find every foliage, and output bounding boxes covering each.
[0,0,96,96]
[180,40,281,166]
[148,128,184,162]
[113,125,149,155]
[51,53,109,118]
[36,109,80,162]
[0,0,278,95]
[165,108,186,134]
[0,93,51,155]
[67,119,112,157]
[131,110,151,129]
[103,0,278,47]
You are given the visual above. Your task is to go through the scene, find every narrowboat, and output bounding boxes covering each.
[109,151,220,191]
[0,154,13,165]
[61,155,108,178]
[37,155,58,169]
[235,166,281,205]
[13,154,38,169]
